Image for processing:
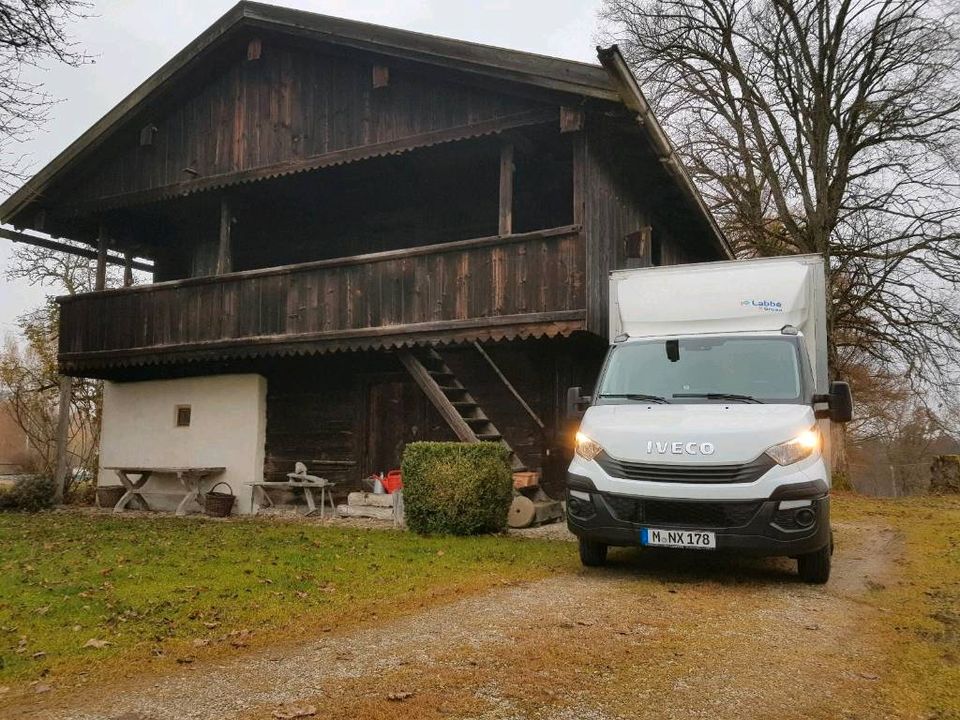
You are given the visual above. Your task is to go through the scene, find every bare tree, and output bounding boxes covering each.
[0,0,91,192]
[599,0,960,407]
[0,241,120,495]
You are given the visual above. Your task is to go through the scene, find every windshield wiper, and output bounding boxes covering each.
[672,392,762,404]
[599,393,671,404]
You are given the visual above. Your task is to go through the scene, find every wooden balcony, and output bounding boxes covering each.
[58,225,586,374]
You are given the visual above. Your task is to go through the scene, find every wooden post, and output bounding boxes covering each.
[123,250,134,287]
[498,143,514,236]
[217,198,233,275]
[53,375,72,504]
[95,224,108,291]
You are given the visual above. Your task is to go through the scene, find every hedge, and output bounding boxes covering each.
[0,476,55,513]
[401,442,513,535]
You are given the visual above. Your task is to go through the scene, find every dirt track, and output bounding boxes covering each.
[10,520,902,720]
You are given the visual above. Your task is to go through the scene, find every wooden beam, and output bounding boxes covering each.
[372,63,390,88]
[216,198,232,275]
[95,224,108,291]
[53,376,72,504]
[0,227,154,271]
[560,106,584,133]
[472,341,545,429]
[58,224,580,300]
[398,351,477,443]
[498,143,514,235]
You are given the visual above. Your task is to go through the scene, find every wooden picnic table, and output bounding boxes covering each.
[103,466,226,516]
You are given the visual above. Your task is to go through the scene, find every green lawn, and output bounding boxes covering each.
[0,512,575,693]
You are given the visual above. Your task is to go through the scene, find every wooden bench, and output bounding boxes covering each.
[247,476,336,517]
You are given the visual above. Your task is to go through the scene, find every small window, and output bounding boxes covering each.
[175,405,192,427]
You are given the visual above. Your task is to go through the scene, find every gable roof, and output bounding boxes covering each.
[0,1,730,257]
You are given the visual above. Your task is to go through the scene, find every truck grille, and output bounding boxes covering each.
[603,496,762,528]
[595,452,775,484]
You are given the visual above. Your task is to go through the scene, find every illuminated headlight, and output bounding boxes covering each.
[765,429,820,466]
[575,431,604,461]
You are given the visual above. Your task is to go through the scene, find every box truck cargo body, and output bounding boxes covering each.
[566,255,852,583]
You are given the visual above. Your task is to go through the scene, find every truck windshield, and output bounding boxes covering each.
[598,336,805,404]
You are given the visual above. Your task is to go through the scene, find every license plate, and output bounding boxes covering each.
[641,527,716,550]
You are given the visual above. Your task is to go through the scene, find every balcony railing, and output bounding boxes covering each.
[58,225,585,371]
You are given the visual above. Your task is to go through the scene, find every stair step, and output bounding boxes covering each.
[464,416,493,426]
[451,400,478,408]
[438,385,467,393]
[476,433,502,441]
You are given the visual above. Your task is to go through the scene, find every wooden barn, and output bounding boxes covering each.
[0,2,730,512]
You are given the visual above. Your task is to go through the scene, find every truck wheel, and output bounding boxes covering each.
[797,545,831,584]
[579,539,608,567]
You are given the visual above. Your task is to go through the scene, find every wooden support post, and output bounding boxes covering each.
[217,198,233,275]
[53,376,72,504]
[95,225,108,291]
[498,143,514,236]
[123,250,134,286]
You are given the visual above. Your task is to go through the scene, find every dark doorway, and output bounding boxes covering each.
[363,372,458,476]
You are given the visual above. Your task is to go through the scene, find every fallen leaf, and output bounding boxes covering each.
[192,639,210,647]
[436,550,445,557]
[31,651,46,660]
[34,684,51,694]
[387,691,414,702]
[859,672,880,681]
[72,625,82,632]
[83,639,111,649]
[175,656,194,664]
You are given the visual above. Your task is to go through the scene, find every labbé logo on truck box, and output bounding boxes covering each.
[741,299,784,312]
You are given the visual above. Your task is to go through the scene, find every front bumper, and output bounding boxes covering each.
[566,472,830,556]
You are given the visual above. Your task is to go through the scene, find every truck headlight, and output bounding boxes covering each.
[765,429,820,466]
[575,431,604,461]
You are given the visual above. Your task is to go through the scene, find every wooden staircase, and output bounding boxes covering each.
[398,347,525,471]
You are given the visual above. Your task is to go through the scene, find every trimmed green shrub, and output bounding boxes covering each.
[402,442,513,535]
[0,476,55,512]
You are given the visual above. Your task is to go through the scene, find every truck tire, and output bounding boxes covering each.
[579,539,608,567]
[797,545,831,584]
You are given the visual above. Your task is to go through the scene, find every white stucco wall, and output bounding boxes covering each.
[98,374,267,515]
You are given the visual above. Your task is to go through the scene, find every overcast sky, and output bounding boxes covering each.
[0,0,603,338]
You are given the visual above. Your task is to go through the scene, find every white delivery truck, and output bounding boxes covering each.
[565,255,852,583]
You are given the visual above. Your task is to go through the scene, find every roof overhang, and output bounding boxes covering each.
[596,45,733,259]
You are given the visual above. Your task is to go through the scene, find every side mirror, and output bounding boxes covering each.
[566,386,592,420]
[828,381,853,423]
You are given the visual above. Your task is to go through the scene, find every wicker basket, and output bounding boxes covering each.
[204,482,235,517]
[97,485,126,508]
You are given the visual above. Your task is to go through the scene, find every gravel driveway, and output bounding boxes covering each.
[8,521,901,720]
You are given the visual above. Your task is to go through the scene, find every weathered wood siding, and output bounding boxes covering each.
[58,226,585,367]
[577,123,648,336]
[58,37,546,205]
[260,336,606,497]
